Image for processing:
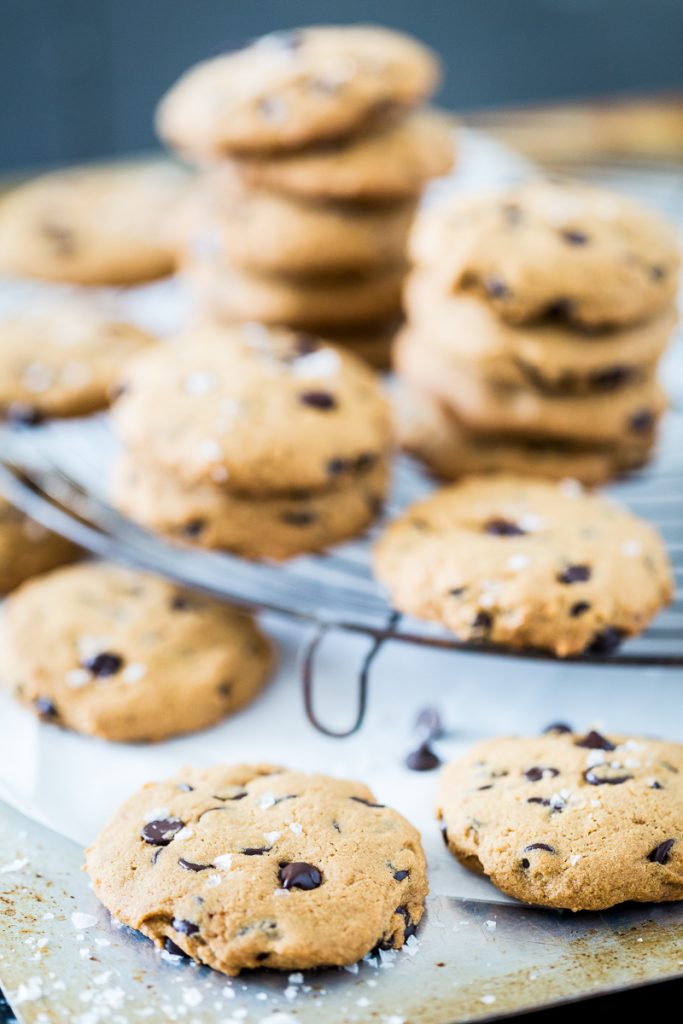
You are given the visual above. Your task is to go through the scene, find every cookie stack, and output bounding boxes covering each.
[395,180,681,483]
[157,25,454,369]
[110,322,392,560]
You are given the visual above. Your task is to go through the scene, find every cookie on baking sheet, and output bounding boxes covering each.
[86,764,428,973]
[395,331,667,444]
[112,324,391,495]
[436,729,683,911]
[0,299,154,419]
[404,273,676,395]
[180,177,416,275]
[0,562,273,742]
[183,258,404,329]
[0,162,185,286]
[232,109,455,200]
[157,25,440,156]
[112,452,388,561]
[394,384,653,486]
[0,499,79,594]
[373,474,672,657]
[410,179,681,328]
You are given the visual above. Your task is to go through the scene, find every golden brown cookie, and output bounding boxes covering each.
[437,728,683,911]
[374,474,673,656]
[86,764,428,973]
[0,562,273,742]
[0,498,79,594]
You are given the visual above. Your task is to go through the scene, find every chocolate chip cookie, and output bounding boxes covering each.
[373,474,672,656]
[0,562,273,742]
[436,728,683,910]
[0,498,78,594]
[86,764,428,973]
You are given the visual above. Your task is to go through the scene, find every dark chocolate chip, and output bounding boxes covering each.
[393,870,410,881]
[35,697,58,720]
[350,796,385,809]
[570,601,591,618]
[212,791,247,801]
[471,611,493,633]
[163,937,188,957]
[546,298,575,321]
[178,858,214,873]
[217,681,232,698]
[543,722,573,735]
[176,783,194,793]
[273,794,298,805]
[650,264,667,281]
[141,818,185,846]
[327,456,350,475]
[649,781,664,790]
[281,509,317,527]
[255,951,270,962]
[441,825,449,846]
[182,518,206,537]
[557,564,591,584]
[356,452,378,471]
[82,651,123,677]
[332,821,342,833]
[6,402,43,426]
[629,409,654,434]
[583,767,633,786]
[586,628,624,655]
[485,276,510,299]
[484,518,526,537]
[172,918,199,935]
[396,905,417,940]
[575,730,616,751]
[279,861,322,890]
[591,366,634,392]
[527,797,551,806]
[647,839,675,864]
[523,843,556,853]
[524,766,560,782]
[242,846,272,856]
[171,594,193,611]
[405,742,441,772]
[299,391,337,411]
[449,586,466,597]
[521,858,530,869]
[478,784,494,791]
[561,229,589,245]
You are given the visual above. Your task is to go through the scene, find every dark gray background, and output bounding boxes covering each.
[2,0,683,173]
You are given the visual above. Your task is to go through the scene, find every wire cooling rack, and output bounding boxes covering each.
[1,144,682,735]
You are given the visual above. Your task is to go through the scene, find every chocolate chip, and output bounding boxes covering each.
[141,818,185,846]
[6,402,43,426]
[575,730,616,751]
[396,905,417,940]
[521,858,530,869]
[242,846,271,856]
[281,509,317,527]
[586,628,624,655]
[172,918,199,935]
[524,766,560,782]
[163,937,188,957]
[591,366,634,392]
[485,276,510,299]
[332,821,342,833]
[647,839,675,864]
[449,586,466,597]
[471,611,492,634]
[561,229,589,245]
[327,456,350,475]
[182,518,205,537]
[356,452,378,471]
[543,722,573,735]
[523,843,556,853]
[217,681,232,698]
[405,742,442,772]
[557,564,591,584]
[441,825,449,846]
[583,767,633,786]
[35,697,58,720]
[393,870,410,881]
[293,332,318,356]
[255,952,270,962]
[82,651,123,677]
[527,797,551,806]
[350,796,385,809]
[546,298,575,321]
[484,518,526,537]
[178,858,214,872]
[176,783,194,792]
[272,794,298,806]
[650,264,667,280]
[629,409,654,434]
[570,601,591,618]
[171,594,193,611]
[212,791,247,801]
[478,784,494,791]
[649,781,664,790]
[299,391,337,411]
[279,861,322,890]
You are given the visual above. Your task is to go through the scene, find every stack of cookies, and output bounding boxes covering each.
[157,25,454,369]
[395,180,681,484]
[110,322,392,560]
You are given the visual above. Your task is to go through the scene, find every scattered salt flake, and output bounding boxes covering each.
[366,978,378,987]
[507,554,529,571]
[183,987,203,1007]
[198,438,222,462]
[559,478,582,497]
[122,662,147,684]
[259,792,276,810]
[66,667,92,688]
[484,919,497,932]
[586,750,605,768]
[289,822,303,835]
[621,539,642,557]
[356,997,371,1007]
[590,799,601,807]
[260,1014,298,1024]
[94,937,110,948]
[42,911,54,920]
[288,973,304,985]
[385,1017,405,1024]
[343,962,360,974]
[72,912,98,930]
[518,513,544,532]
[214,853,233,870]
[143,806,169,822]
[174,826,194,841]
[569,854,582,866]
[637,937,644,943]
[0,857,29,874]
[205,873,222,888]
[403,935,420,956]
[480,994,496,1005]
[79,947,91,958]
[14,976,42,1003]
[264,830,281,844]
[183,371,218,396]
[291,349,341,379]
[284,986,299,1001]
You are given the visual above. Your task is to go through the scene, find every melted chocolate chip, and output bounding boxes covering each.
[172,918,199,935]
[396,905,417,940]
[561,229,589,245]
[570,601,591,618]
[575,730,616,751]
[279,861,322,890]
[586,628,624,655]
[485,276,510,299]
[141,818,185,846]
[35,697,58,720]
[647,839,675,864]
[629,409,654,434]
[350,796,385,809]
[281,509,317,527]
[242,846,271,856]
[524,766,560,782]
[183,518,206,537]
[6,402,43,426]
[393,870,410,881]
[405,742,442,772]
[543,722,573,735]
[299,391,337,411]
[178,858,214,872]
[82,651,123,677]
[583,767,633,786]
[484,518,526,537]
[163,937,188,957]
[523,843,556,853]
[557,564,591,585]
